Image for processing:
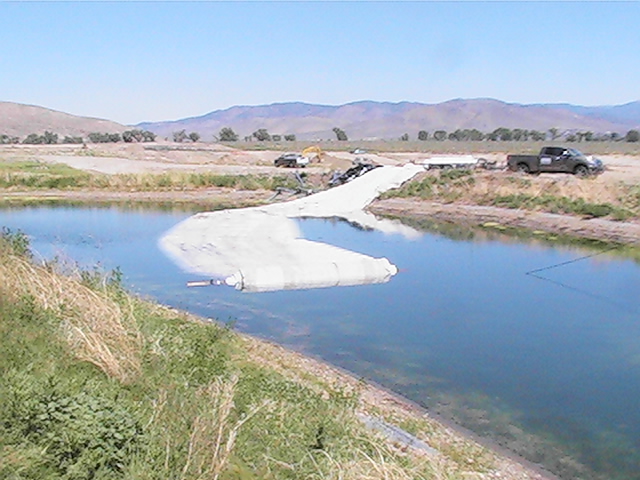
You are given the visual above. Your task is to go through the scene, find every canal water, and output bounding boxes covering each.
[1,205,639,480]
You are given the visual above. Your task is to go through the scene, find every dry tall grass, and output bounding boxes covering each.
[179,376,268,480]
[0,250,141,382]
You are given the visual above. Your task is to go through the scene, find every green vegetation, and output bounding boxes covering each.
[0,229,498,480]
[22,131,59,145]
[0,160,299,192]
[0,160,92,189]
[382,169,639,222]
[626,129,640,143]
[1,134,21,144]
[122,129,156,143]
[252,128,271,142]
[491,193,633,220]
[218,127,239,142]
[380,168,476,204]
[88,132,122,143]
[332,127,348,141]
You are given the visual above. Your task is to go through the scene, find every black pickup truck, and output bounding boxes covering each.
[507,147,603,176]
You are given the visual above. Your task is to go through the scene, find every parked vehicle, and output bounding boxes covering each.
[507,147,603,176]
[274,153,309,168]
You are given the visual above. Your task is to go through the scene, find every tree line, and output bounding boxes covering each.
[408,128,640,143]
[211,126,639,143]
[0,129,157,145]
[3,127,639,145]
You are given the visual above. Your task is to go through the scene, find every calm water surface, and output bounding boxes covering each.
[1,205,639,479]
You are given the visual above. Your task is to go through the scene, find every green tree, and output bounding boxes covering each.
[172,130,188,143]
[252,129,271,142]
[42,131,58,144]
[218,127,238,142]
[548,128,560,141]
[0,134,19,144]
[142,130,156,142]
[22,133,44,144]
[491,127,513,141]
[62,136,84,144]
[512,129,526,141]
[400,133,409,141]
[123,129,146,143]
[529,130,546,141]
[284,134,296,141]
[188,132,201,143]
[417,130,429,141]
[433,130,447,141]
[272,134,282,142]
[467,129,484,141]
[332,127,348,141]
[625,130,640,142]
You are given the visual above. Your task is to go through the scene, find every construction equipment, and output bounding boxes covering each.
[301,146,324,163]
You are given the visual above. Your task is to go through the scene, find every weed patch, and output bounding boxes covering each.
[491,194,633,220]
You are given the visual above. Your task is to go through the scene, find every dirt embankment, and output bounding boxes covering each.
[370,198,640,246]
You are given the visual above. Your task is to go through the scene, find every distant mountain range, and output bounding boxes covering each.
[137,99,640,141]
[1,99,639,141]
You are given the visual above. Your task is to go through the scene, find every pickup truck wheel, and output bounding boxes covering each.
[574,165,589,177]
[516,163,530,174]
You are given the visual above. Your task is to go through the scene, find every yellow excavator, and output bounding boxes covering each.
[301,146,324,163]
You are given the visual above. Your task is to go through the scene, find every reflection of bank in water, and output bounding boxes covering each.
[159,164,423,292]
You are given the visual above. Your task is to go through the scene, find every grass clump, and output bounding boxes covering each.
[491,193,634,220]
[381,168,475,202]
[1,229,495,480]
[0,160,91,189]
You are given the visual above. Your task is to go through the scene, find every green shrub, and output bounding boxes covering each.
[1,376,144,479]
[1,227,31,258]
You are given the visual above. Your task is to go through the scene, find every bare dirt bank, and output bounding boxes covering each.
[370,198,640,246]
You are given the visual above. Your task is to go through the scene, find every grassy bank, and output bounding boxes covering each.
[1,229,510,480]
[381,169,640,222]
[0,160,300,192]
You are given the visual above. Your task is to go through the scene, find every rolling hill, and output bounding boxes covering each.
[137,99,640,141]
[0,102,127,138]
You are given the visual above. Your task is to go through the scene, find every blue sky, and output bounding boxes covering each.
[1,1,639,125]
